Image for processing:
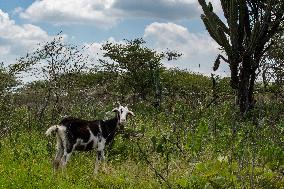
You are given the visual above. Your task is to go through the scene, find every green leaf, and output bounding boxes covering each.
[156,143,164,153]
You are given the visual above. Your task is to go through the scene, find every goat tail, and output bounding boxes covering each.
[45,125,60,136]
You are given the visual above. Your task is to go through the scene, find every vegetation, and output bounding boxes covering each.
[198,0,284,114]
[99,38,181,107]
[1,2,284,186]
[0,36,283,188]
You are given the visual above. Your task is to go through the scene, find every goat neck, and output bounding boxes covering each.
[101,114,120,144]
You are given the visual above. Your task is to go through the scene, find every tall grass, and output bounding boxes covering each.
[0,100,283,188]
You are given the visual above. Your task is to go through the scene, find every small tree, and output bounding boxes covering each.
[198,0,284,114]
[10,34,89,121]
[262,23,284,85]
[10,35,88,84]
[260,23,284,101]
[99,38,181,107]
[0,63,17,94]
[0,63,18,131]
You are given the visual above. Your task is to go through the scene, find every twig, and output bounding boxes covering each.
[135,141,172,188]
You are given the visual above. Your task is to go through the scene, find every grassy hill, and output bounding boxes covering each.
[0,70,283,188]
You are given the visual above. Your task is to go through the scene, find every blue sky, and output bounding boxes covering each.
[0,0,229,77]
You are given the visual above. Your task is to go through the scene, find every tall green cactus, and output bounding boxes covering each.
[198,0,284,114]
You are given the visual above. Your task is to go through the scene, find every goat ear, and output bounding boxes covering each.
[112,108,119,112]
[128,111,135,116]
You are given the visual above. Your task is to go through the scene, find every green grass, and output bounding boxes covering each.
[0,130,162,188]
[1,104,283,188]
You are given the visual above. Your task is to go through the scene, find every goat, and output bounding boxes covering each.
[45,105,134,173]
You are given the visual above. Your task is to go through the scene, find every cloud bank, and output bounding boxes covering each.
[20,0,118,28]
[144,22,228,75]
[19,0,222,28]
[84,22,227,76]
[0,9,53,64]
[1,0,226,76]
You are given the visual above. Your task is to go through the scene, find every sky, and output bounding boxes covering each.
[0,0,229,80]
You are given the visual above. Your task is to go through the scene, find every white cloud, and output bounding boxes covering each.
[83,42,104,64]
[12,7,24,15]
[83,37,124,65]
[83,21,229,76]
[0,9,53,65]
[20,0,119,28]
[144,22,229,76]
[19,0,222,28]
[83,24,229,76]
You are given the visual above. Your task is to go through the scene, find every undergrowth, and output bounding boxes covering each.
[0,101,283,188]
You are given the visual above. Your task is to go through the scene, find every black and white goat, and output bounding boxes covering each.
[45,105,134,173]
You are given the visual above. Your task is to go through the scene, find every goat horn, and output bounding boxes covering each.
[128,111,135,116]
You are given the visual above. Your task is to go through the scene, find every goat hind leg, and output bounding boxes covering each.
[53,136,64,171]
[53,147,64,171]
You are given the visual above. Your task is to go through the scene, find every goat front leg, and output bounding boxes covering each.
[94,139,106,174]
[60,140,74,168]
[61,151,73,167]
[94,150,104,174]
